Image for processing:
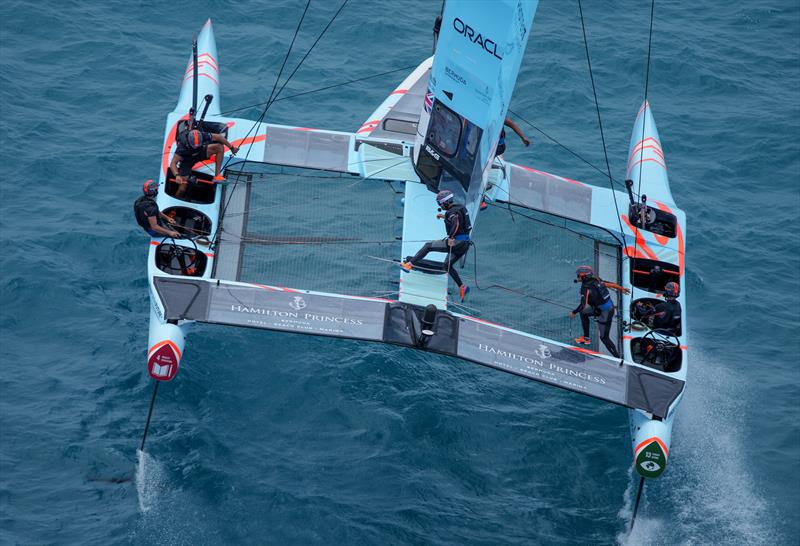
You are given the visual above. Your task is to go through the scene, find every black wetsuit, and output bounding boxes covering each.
[175,130,213,176]
[642,298,682,334]
[573,278,619,358]
[134,195,162,236]
[408,204,471,286]
[495,129,506,156]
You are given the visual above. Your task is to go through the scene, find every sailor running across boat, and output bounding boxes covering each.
[401,189,472,302]
[568,265,629,357]
[134,179,181,238]
[169,126,239,196]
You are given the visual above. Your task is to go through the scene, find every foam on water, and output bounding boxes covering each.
[136,449,167,514]
[614,348,776,545]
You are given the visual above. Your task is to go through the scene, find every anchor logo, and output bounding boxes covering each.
[289,296,307,311]
[534,344,552,359]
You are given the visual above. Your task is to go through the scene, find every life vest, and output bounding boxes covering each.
[445,204,472,238]
[134,196,158,231]
[583,279,611,308]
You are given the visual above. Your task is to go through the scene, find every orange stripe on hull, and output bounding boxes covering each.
[635,436,669,458]
[653,201,685,276]
[148,339,182,360]
[626,157,667,176]
[621,215,659,260]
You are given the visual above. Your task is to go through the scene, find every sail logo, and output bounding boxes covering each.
[425,144,440,161]
[452,17,503,61]
[289,296,307,311]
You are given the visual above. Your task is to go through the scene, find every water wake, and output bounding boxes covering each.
[616,349,774,545]
[136,449,166,514]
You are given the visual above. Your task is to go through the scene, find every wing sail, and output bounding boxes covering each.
[154,277,683,417]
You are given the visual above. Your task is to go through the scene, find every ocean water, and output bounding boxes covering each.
[1,1,798,544]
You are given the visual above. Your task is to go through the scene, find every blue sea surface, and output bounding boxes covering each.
[1,1,798,544]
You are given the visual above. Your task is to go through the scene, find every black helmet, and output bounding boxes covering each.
[143,179,158,197]
[664,281,679,299]
[576,265,594,281]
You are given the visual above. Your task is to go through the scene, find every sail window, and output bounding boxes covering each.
[415,145,444,191]
[383,118,418,135]
[427,102,462,157]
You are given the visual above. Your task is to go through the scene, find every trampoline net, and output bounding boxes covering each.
[214,166,622,350]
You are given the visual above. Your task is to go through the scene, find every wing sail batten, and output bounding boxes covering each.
[154,278,683,417]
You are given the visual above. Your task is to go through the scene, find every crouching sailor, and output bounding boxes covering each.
[169,127,239,194]
[568,265,629,357]
[134,179,180,238]
[640,281,682,333]
[401,189,472,302]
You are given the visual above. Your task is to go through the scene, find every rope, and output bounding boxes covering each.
[577,0,630,297]
[219,64,418,117]
[508,108,627,192]
[214,0,348,250]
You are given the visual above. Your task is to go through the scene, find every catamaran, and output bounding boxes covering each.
[142,1,687,525]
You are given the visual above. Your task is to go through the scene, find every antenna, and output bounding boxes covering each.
[190,36,199,125]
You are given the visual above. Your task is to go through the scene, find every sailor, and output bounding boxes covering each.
[400,189,472,302]
[568,265,629,357]
[134,179,181,238]
[495,117,530,157]
[481,117,530,210]
[169,127,239,193]
[640,281,682,333]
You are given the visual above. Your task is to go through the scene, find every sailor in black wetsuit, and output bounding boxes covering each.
[401,189,472,302]
[568,265,630,358]
[134,179,180,238]
[641,281,682,334]
[168,126,239,197]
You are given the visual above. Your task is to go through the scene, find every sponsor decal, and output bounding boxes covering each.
[424,144,441,161]
[534,344,551,359]
[445,66,466,86]
[635,440,667,478]
[639,460,661,472]
[229,304,365,326]
[147,344,179,381]
[474,84,492,105]
[452,17,503,60]
[476,343,609,385]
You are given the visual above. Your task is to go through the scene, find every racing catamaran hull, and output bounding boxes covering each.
[144,9,688,504]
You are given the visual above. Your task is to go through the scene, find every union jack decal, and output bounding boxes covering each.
[424,91,434,113]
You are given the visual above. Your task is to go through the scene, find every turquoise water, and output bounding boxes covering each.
[1,1,798,544]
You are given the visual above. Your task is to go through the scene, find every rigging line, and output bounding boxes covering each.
[216,1,346,248]
[485,201,622,260]
[468,242,574,312]
[215,0,310,231]
[507,108,626,191]
[577,0,630,256]
[218,64,418,116]
[269,0,350,106]
[266,0,312,108]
